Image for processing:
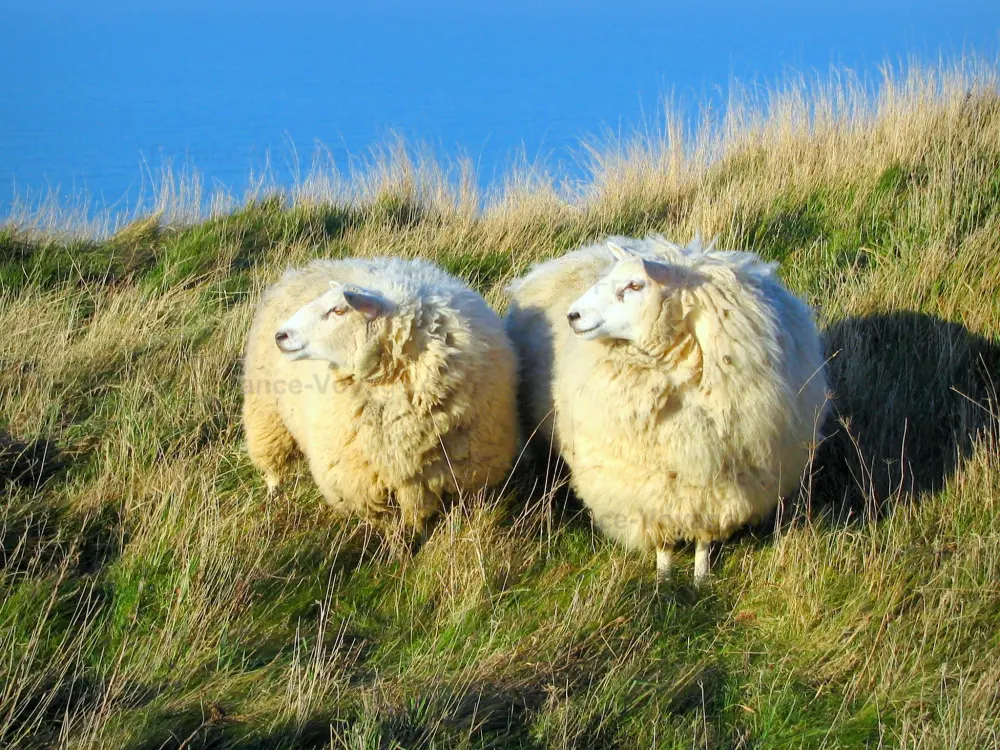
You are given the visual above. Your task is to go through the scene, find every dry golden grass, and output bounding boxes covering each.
[2,59,1000,748]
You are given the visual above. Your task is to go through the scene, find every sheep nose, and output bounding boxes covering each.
[567,311,581,323]
[275,329,304,355]
[275,329,298,352]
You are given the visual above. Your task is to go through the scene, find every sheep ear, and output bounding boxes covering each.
[343,289,386,320]
[607,240,634,262]
[641,259,689,288]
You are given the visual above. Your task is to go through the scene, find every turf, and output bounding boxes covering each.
[2,62,1000,749]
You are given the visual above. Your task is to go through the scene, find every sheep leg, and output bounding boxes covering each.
[244,393,298,496]
[694,541,712,586]
[396,482,439,534]
[655,545,676,581]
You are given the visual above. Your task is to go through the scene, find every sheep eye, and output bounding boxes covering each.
[616,281,646,302]
[323,307,346,320]
[619,281,645,299]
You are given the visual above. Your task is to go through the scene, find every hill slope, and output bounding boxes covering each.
[2,64,1000,749]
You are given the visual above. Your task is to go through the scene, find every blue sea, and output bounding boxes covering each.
[1,0,998,219]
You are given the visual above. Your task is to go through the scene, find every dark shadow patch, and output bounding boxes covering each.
[126,706,224,750]
[129,713,340,750]
[504,290,607,541]
[2,473,125,578]
[809,311,999,522]
[237,718,340,750]
[363,682,549,750]
[0,492,61,574]
[73,502,128,575]
[441,684,548,744]
[6,676,163,747]
[505,296,559,464]
[0,430,65,488]
[502,453,591,541]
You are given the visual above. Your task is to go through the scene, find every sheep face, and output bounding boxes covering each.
[274,281,390,371]
[566,240,684,346]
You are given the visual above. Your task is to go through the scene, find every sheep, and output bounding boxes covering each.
[242,256,519,531]
[505,235,829,584]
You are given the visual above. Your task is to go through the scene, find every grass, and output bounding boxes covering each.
[3,60,1000,748]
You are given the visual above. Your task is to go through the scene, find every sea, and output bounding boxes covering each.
[1,0,997,221]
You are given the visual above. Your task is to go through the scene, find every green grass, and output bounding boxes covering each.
[3,62,1000,748]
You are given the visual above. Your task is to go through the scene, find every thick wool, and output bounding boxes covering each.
[506,236,830,560]
[243,256,518,529]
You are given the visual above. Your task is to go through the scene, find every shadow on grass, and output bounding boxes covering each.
[0,429,65,489]
[8,677,163,748]
[127,690,545,750]
[127,711,337,750]
[1,430,126,577]
[726,311,999,556]
[808,310,999,523]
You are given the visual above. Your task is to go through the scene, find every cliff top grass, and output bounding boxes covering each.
[2,61,1000,749]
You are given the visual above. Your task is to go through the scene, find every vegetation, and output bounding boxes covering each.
[2,61,1000,748]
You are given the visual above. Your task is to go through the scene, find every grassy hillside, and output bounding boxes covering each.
[2,63,1000,749]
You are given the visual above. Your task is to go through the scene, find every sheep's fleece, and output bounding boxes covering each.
[506,236,829,566]
[243,256,518,529]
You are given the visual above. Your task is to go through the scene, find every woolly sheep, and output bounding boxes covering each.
[243,256,518,531]
[505,235,829,584]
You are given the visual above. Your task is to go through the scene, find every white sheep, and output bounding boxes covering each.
[506,235,829,583]
[243,256,519,531]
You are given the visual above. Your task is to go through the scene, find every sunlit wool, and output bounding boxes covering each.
[506,235,830,582]
[243,256,518,530]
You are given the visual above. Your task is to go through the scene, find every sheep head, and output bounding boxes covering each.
[275,281,395,375]
[566,240,694,350]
